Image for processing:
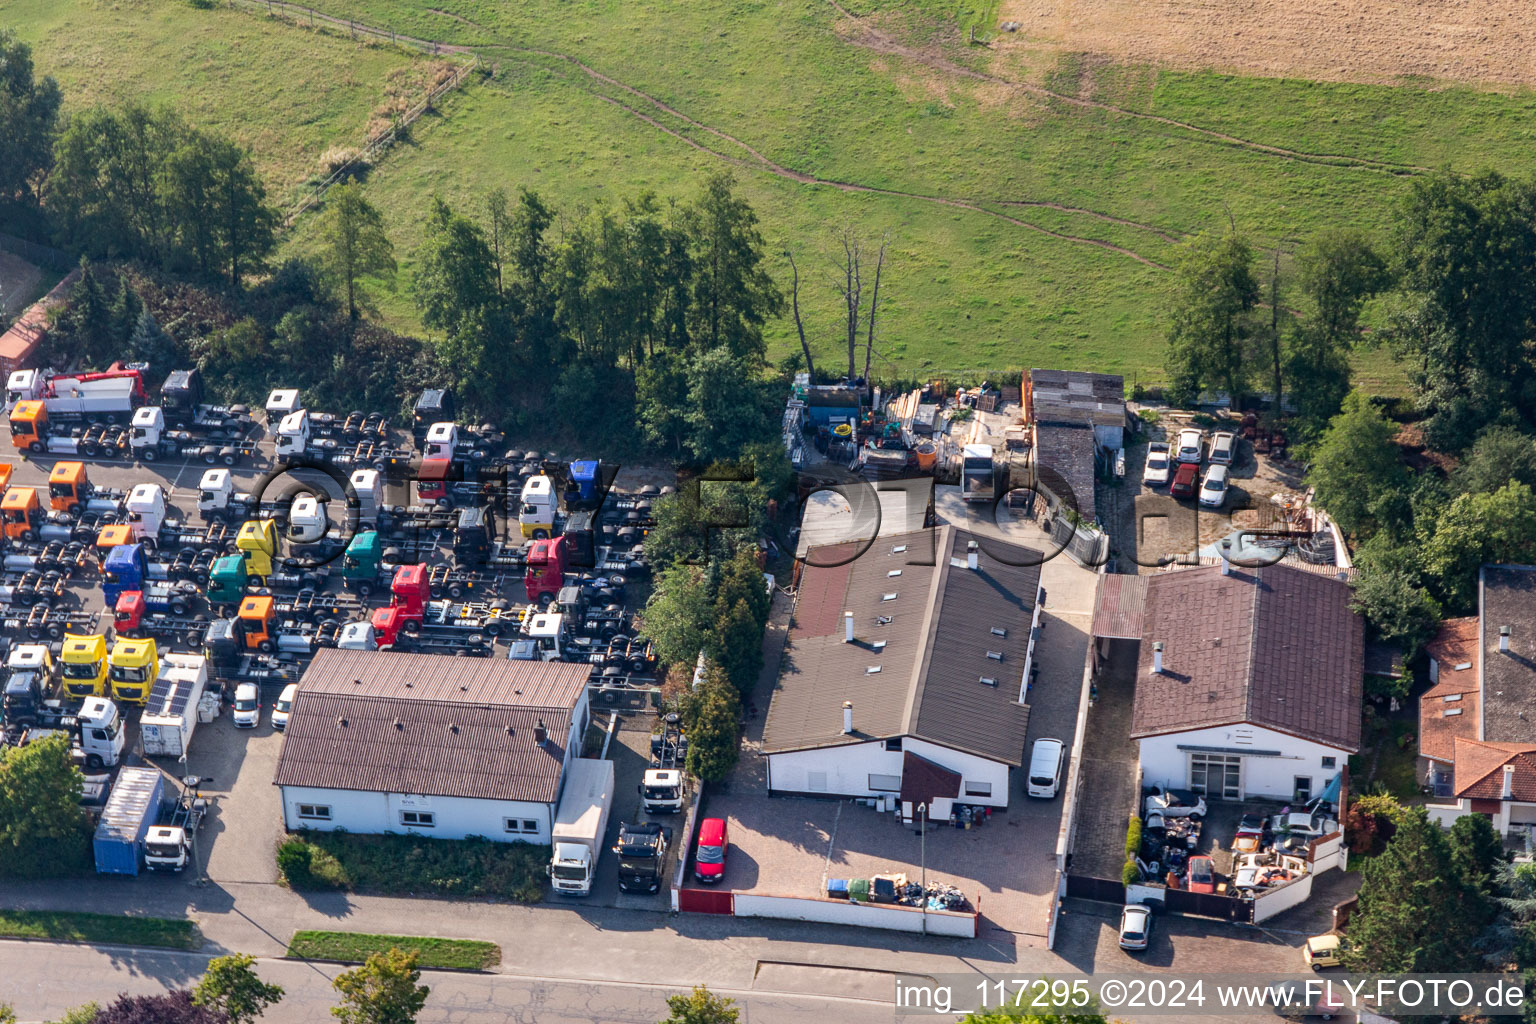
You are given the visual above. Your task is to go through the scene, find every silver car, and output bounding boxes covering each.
[1119,903,1153,952]
[1199,464,1229,508]
[1142,443,1171,486]
[1209,431,1237,465]
[1175,428,1204,464]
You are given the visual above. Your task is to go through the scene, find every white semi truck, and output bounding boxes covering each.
[548,758,616,897]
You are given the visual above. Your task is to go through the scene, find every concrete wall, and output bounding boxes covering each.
[733,892,977,937]
[767,737,1012,808]
[1253,872,1313,923]
[1309,831,1348,874]
[280,784,554,843]
[1138,725,1348,802]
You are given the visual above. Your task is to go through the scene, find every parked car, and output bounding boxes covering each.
[232,682,260,729]
[1175,428,1204,464]
[1142,442,1172,486]
[1118,903,1153,952]
[1303,933,1343,971]
[1170,461,1199,499]
[694,817,728,883]
[1144,788,1206,819]
[1026,737,1066,798]
[1185,854,1216,893]
[1199,464,1230,508]
[1232,812,1269,854]
[271,682,297,731]
[1208,430,1237,465]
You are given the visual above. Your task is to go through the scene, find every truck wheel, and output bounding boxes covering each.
[402,619,420,634]
[258,639,274,653]
[140,448,157,463]
[221,450,237,466]
[447,583,464,598]
[171,599,189,616]
[539,592,556,608]
[533,528,549,540]
[65,502,79,516]
[47,623,63,639]
[86,754,103,770]
[203,451,218,465]
[21,529,34,543]
[27,441,43,453]
[355,581,373,599]
[485,621,502,638]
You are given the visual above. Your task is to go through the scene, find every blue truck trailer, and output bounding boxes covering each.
[93,765,165,875]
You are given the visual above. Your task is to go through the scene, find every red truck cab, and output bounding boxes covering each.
[524,536,568,607]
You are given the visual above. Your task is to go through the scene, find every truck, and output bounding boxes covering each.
[614,821,670,894]
[93,765,165,875]
[1,643,59,726]
[60,633,110,699]
[129,406,258,465]
[202,619,305,683]
[12,695,125,770]
[411,388,454,449]
[46,461,126,515]
[961,442,997,503]
[142,776,210,873]
[108,636,160,706]
[641,714,688,814]
[158,368,252,436]
[518,474,557,539]
[5,366,147,420]
[367,563,519,650]
[102,544,204,610]
[139,654,210,758]
[195,468,294,522]
[548,758,616,897]
[523,535,570,607]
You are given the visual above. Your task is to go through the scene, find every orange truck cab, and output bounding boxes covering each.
[0,463,13,494]
[235,595,278,652]
[1,486,43,542]
[95,523,134,561]
[8,400,46,452]
[48,461,89,513]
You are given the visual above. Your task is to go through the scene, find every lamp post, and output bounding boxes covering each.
[918,801,928,936]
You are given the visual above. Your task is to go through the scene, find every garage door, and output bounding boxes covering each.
[1189,753,1241,800]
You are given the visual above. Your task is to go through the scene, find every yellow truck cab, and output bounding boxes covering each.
[236,519,278,579]
[108,636,159,706]
[9,399,46,452]
[61,633,109,698]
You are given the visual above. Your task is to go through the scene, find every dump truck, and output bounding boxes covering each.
[93,765,165,875]
[614,821,670,894]
[139,654,210,758]
[549,758,616,897]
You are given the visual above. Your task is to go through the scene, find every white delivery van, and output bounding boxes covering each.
[1027,738,1065,798]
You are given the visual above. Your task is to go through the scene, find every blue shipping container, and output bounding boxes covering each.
[93,766,165,876]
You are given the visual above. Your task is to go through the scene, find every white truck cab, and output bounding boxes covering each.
[198,469,234,517]
[75,696,124,769]
[274,409,310,460]
[349,469,381,528]
[125,483,166,541]
[129,406,164,454]
[641,769,684,814]
[508,613,566,661]
[143,825,192,872]
[265,389,301,437]
[6,368,41,410]
[424,422,458,460]
[338,622,378,651]
[288,495,327,542]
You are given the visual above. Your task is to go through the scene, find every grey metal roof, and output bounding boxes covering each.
[1131,564,1364,750]
[273,650,588,804]
[1093,573,1148,640]
[764,525,1039,766]
[1480,564,1536,745]
[1029,369,1125,428]
[1033,423,1098,521]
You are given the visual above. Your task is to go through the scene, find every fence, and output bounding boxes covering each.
[732,892,978,937]
[0,233,71,272]
[219,0,478,224]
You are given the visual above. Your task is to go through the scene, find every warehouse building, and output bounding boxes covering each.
[273,649,591,842]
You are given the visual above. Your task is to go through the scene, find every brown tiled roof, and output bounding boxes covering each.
[1480,565,1536,745]
[1452,738,1536,802]
[764,526,1038,766]
[1028,369,1126,428]
[900,751,961,806]
[273,649,589,803]
[1131,564,1364,750]
[1093,573,1148,640]
[1419,617,1481,763]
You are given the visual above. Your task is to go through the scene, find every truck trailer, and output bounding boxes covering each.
[549,758,616,897]
[139,654,210,758]
[93,766,165,875]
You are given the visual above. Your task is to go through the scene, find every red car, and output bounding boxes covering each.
[695,817,728,883]
[1186,855,1216,893]
[1170,461,1199,499]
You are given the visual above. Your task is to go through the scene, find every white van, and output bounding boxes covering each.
[1027,738,1065,798]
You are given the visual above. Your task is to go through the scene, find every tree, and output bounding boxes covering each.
[331,949,429,1024]
[709,597,763,697]
[686,173,782,361]
[639,563,711,667]
[784,250,814,378]
[1449,814,1505,901]
[0,1002,13,1024]
[95,991,225,1024]
[128,307,179,373]
[681,664,741,783]
[863,233,888,383]
[1419,482,1536,612]
[47,104,185,260]
[318,183,395,321]
[1306,392,1407,538]
[50,1004,101,1024]
[161,132,277,285]
[1289,229,1388,428]
[1163,230,1258,406]
[410,198,502,410]
[1453,425,1536,496]
[0,732,89,878]
[194,953,285,1024]
[1342,808,1484,972]
[0,30,62,210]
[683,348,774,464]
[1349,543,1442,661]
[835,226,862,379]
[659,987,738,1024]
[636,348,691,456]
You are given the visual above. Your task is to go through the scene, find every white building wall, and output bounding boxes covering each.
[280,784,555,843]
[1137,724,1348,802]
[766,737,1012,808]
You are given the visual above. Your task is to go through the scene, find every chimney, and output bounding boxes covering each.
[844,611,854,644]
[1152,641,1165,675]
[1500,625,1512,653]
[533,719,547,746]
[842,701,854,735]
[967,540,979,571]
[1503,764,1516,800]
[1219,539,1232,576]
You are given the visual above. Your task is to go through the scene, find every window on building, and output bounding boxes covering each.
[805,771,828,793]
[400,810,435,828]
[884,737,903,752]
[1321,756,1336,769]
[1189,753,1242,800]
[964,782,992,798]
[1293,776,1312,803]
[868,774,901,793]
[504,818,540,834]
[296,804,331,821]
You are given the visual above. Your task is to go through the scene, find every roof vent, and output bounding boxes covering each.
[866,665,881,674]
[986,651,1003,661]
[892,545,907,554]
[871,640,887,650]
[337,716,348,727]
[979,676,997,687]
[1500,625,1512,653]
[967,540,978,571]
[877,615,892,625]
[842,701,854,734]
[533,720,548,745]
[353,678,362,685]
[394,719,403,730]
[460,685,468,691]
[991,627,1007,637]
[505,725,516,737]
[1444,707,1463,717]
[1152,641,1165,675]
[405,681,413,688]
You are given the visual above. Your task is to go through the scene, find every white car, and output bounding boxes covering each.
[1142,443,1171,486]
[1119,903,1153,952]
[232,683,260,729]
[1175,428,1204,464]
[1209,431,1237,465]
[1144,788,1207,818]
[1199,464,1229,508]
[271,683,297,731]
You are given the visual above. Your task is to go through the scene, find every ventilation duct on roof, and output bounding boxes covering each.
[842,701,854,734]
[1500,625,1512,653]
[1152,641,1165,675]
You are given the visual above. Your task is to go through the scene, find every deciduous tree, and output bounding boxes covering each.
[659,987,738,1024]
[331,949,429,1024]
[194,953,285,1024]
[1419,482,1536,611]
[1163,230,1258,406]
[0,30,62,210]
[0,732,89,877]
[1306,392,1407,538]
[1289,229,1388,428]
[686,173,781,361]
[94,991,225,1024]
[318,183,394,321]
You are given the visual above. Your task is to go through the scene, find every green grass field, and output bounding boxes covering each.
[288,930,501,969]
[0,909,198,950]
[18,0,1536,384]
[8,0,423,204]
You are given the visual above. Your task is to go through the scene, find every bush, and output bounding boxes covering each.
[276,837,314,887]
[279,831,549,902]
[1122,857,1140,887]
[1124,814,1143,860]
[1345,794,1407,856]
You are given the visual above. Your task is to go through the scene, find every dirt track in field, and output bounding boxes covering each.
[996,0,1536,88]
